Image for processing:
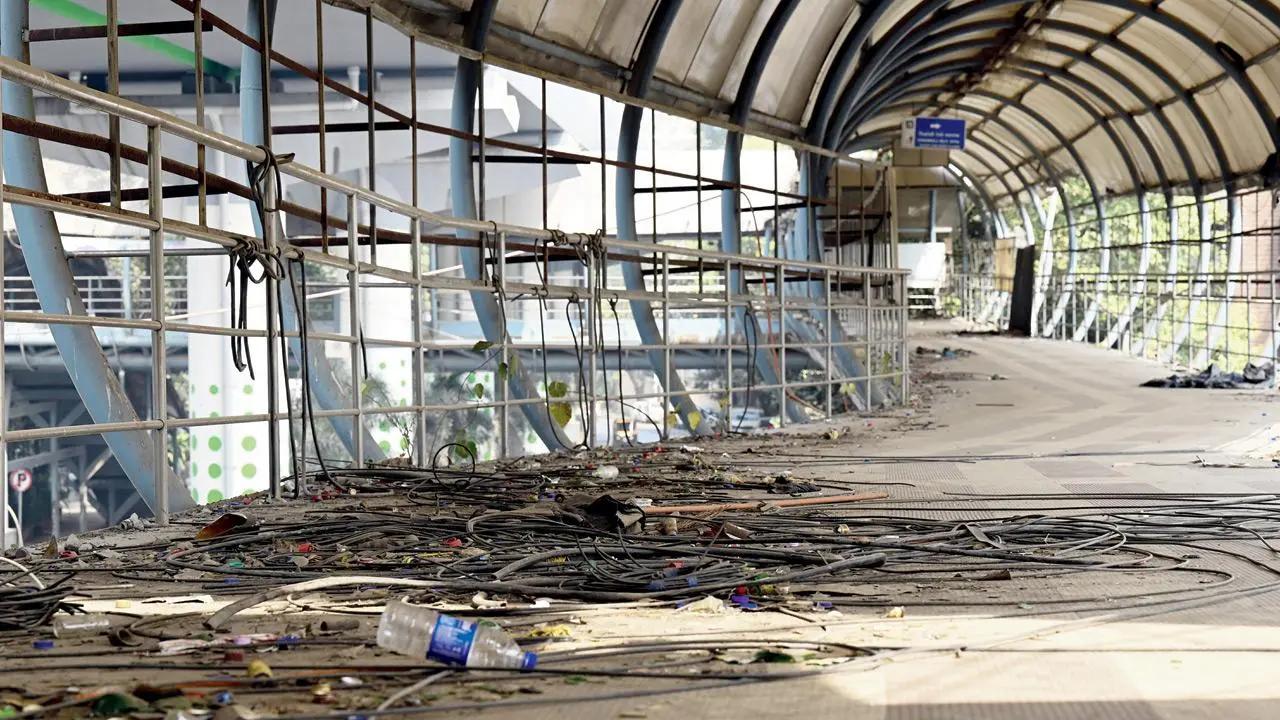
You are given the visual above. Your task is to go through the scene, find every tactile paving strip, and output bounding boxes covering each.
[1059,481,1166,506]
[1029,460,1123,479]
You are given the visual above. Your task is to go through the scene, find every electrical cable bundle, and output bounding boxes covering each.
[0,574,76,631]
[78,456,1280,614]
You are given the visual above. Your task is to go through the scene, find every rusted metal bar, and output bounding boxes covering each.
[107,0,120,210]
[27,20,213,42]
[273,121,409,135]
[194,0,206,226]
[365,6,378,264]
[168,0,828,205]
[315,0,328,253]
[63,183,219,203]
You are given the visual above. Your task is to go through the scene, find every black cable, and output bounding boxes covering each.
[286,257,342,493]
[608,296,633,446]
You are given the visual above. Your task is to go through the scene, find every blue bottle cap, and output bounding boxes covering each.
[520,652,538,671]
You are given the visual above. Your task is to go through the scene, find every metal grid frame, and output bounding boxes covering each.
[0,2,909,546]
[951,185,1280,381]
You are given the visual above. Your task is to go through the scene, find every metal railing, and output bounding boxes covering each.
[2,275,187,319]
[0,47,909,532]
[947,186,1280,379]
[1034,271,1280,375]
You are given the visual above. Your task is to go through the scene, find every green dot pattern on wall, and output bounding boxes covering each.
[190,487,199,502]
[191,463,199,477]
[243,384,254,395]
[242,436,257,452]
[209,384,219,395]
[207,489,224,503]
[379,420,391,433]
[209,436,222,451]
[242,463,257,478]
[379,440,391,453]
[208,463,222,479]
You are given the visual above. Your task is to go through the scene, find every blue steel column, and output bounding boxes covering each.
[720,0,806,423]
[240,0,385,462]
[614,0,709,435]
[0,0,192,513]
[448,0,571,449]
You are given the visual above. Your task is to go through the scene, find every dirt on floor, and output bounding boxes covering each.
[5,326,1280,719]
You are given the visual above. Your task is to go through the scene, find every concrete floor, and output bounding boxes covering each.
[7,320,1280,718]
[533,323,1280,720]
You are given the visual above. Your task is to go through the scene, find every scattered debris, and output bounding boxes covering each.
[679,596,727,614]
[195,512,255,540]
[119,513,145,531]
[1142,362,1273,389]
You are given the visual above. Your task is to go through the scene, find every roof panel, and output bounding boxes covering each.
[1117,17,1217,89]
[1088,45,1173,108]
[1160,102,1222,183]
[1161,0,1278,58]
[493,0,546,34]
[1018,84,1093,142]
[586,0,659,67]
[693,0,774,103]
[1066,63,1144,113]
[764,0,857,123]
[369,0,1280,197]
[1073,125,1135,194]
[533,0,612,58]
[653,0,722,87]
[1108,119,1162,189]
[1195,81,1271,177]
[1128,112,1186,186]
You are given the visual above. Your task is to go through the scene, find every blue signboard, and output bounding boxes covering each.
[901,117,966,150]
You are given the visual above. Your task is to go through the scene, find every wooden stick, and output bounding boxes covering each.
[645,491,889,515]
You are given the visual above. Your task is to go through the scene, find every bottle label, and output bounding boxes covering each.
[426,614,477,665]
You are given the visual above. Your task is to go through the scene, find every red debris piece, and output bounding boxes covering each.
[195,512,252,541]
[443,537,463,548]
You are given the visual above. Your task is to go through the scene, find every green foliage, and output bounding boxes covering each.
[549,402,573,427]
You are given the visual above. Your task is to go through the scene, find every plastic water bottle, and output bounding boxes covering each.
[377,599,536,670]
[52,613,110,637]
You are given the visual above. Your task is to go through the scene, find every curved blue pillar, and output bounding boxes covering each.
[0,0,192,513]
[614,0,708,436]
[448,0,571,450]
[241,0,384,462]
[719,0,806,424]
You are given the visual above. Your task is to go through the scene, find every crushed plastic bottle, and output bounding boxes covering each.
[592,465,619,481]
[377,598,536,670]
[52,614,110,638]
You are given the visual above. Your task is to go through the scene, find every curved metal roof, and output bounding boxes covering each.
[365,0,1280,202]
